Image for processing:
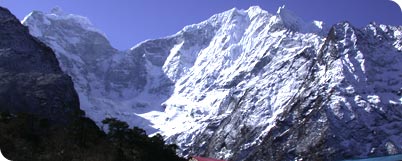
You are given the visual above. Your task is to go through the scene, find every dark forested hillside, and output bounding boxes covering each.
[0,112,186,161]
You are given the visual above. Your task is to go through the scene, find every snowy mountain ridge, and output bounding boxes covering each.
[22,6,402,161]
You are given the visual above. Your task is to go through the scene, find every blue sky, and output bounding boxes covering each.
[0,0,401,50]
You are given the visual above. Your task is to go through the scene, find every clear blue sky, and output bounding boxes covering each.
[0,0,401,50]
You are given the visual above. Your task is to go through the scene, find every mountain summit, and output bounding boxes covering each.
[23,6,402,161]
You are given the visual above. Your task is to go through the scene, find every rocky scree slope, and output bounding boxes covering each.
[0,6,82,123]
[23,6,402,161]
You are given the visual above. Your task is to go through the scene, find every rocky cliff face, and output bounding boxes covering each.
[227,22,402,161]
[0,6,81,123]
[23,6,402,160]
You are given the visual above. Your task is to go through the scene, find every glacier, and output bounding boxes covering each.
[22,6,402,161]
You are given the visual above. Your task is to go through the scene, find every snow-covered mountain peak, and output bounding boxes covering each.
[184,7,246,30]
[182,6,268,32]
[276,5,328,34]
[22,7,114,57]
[179,5,327,41]
[246,5,264,14]
[246,6,271,19]
[23,6,402,161]
[22,7,106,38]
